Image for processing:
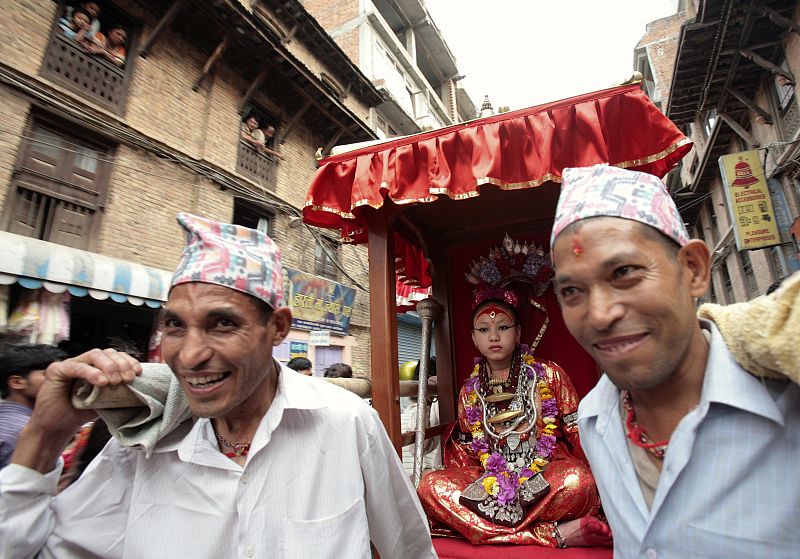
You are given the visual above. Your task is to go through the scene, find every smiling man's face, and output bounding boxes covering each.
[161,283,286,418]
[553,217,702,392]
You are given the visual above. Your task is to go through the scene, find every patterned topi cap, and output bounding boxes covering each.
[550,164,689,252]
[170,213,284,309]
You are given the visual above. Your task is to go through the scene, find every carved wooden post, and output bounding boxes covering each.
[413,297,442,487]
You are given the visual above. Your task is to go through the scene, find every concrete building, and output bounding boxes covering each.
[301,0,476,138]
[638,0,800,303]
[0,0,383,374]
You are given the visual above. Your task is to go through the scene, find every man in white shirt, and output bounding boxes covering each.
[0,212,435,559]
[549,165,799,558]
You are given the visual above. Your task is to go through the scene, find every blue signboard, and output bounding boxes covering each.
[289,341,308,358]
[284,267,356,335]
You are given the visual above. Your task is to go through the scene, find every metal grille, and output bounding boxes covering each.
[42,33,127,113]
[236,140,277,189]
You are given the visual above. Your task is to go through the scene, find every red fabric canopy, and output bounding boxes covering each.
[394,232,432,312]
[304,84,692,243]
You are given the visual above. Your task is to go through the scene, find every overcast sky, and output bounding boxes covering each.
[424,0,678,111]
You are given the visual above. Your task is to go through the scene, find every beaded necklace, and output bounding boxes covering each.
[214,429,251,458]
[621,390,668,459]
[479,347,521,395]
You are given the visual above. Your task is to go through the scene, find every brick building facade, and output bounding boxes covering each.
[302,0,476,138]
[0,0,382,375]
[638,0,800,303]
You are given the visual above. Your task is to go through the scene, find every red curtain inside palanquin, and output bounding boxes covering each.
[394,232,432,312]
[303,84,692,244]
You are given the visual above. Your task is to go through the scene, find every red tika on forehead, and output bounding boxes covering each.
[476,304,512,322]
[572,237,585,258]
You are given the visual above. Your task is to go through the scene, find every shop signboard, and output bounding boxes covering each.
[284,267,356,335]
[309,330,331,347]
[289,341,308,358]
[719,150,780,251]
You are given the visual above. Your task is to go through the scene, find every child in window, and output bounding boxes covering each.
[58,8,103,49]
[63,1,102,36]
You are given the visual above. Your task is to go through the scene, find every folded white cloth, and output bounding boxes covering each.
[698,270,799,385]
[73,363,191,457]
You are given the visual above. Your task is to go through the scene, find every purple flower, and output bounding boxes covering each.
[465,405,482,424]
[496,473,518,506]
[471,438,489,455]
[485,453,507,474]
[464,376,481,393]
[541,398,558,417]
[533,362,547,379]
[520,467,534,479]
[535,434,557,458]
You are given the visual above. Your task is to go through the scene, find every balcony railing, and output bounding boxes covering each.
[42,33,129,113]
[236,140,277,189]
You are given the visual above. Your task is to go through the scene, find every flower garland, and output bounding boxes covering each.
[463,355,559,506]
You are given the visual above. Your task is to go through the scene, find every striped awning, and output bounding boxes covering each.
[0,231,172,308]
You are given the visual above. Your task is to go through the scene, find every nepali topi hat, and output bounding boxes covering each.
[170,212,284,309]
[550,164,689,251]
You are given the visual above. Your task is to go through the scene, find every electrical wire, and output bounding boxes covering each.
[0,127,299,216]
[0,126,371,290]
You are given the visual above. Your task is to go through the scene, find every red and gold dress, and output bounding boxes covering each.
[417,351,599,546]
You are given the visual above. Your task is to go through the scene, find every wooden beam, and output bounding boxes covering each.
[277,99,313,144]
[719,113,756,147]
[740,48,795,84]
[280,24,299,46]
[366,205,401,453]
[429,242,455,427]
[721,40,779,55]
[138,0,188,58]
[728,87,773,124]
[753,1,800,36]
[193,35,229,92]
[322,127,347,155]
[238,63,273,114]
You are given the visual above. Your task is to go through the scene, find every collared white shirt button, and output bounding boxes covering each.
[241,473,250,484]
[646,548,657,559]
[244,546,255,557]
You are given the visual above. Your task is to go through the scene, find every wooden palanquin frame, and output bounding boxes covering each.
[303,84,693,452]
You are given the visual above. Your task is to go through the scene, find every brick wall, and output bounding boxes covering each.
[637,13,683,104]
[0,89,29,213]
[0,0,374,370]
[0,0,54,77]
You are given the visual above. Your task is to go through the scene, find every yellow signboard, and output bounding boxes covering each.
[719,150,780,251]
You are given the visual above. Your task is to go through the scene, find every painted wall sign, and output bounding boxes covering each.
[284,267,356,335]
[289,341,308,358]
[719,150,780,251]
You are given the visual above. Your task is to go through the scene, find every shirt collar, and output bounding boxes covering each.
[272,362,330,412]
[154,362,329,459]
[699,319,785,426]
[580,320,786,428]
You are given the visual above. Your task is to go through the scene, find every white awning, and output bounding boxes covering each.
[0,232,172,308]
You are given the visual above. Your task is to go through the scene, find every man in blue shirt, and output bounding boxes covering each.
[549,165,799,558]
[0,345,66,469]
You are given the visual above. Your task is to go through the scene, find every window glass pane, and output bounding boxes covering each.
[73,145,100,173]
[30,127,61,159]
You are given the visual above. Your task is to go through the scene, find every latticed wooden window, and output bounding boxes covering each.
[2,120,111,250]
[40,1,134,114]
[236,140,277,190]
